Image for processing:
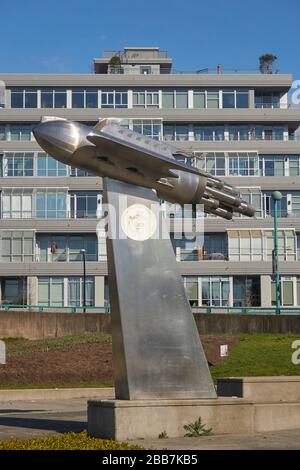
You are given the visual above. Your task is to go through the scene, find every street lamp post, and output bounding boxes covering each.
[272,191,282,314]
[80,249,86,313]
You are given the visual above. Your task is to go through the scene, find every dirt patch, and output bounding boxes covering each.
[0,335,239,387]
[0,342,113,387]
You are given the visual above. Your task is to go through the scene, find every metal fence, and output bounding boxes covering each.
[0,304,300,315]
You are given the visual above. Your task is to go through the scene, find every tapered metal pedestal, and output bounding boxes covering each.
[103,178,216,400]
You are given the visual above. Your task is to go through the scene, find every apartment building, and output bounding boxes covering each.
[0,46,300,309]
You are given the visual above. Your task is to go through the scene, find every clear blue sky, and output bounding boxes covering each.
[1,0,300,78]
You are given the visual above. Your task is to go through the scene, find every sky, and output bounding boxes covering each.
[1,0,300,79]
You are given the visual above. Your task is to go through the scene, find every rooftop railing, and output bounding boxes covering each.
[101,49,170,59]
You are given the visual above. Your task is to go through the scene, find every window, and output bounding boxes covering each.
[101,89,128,108]
[238,188,262,218]
[253,126,284,140]
[71,88,98,108]
[194,125,224,141]
[38,277,64,307]
[140,66,151,75]
[0,125,5,141]
[183,276,198,306]
[271,277,294,306]
[124,119,162,140]
[222,89,248,108]
[228,126,249,141]
[132,89,159,108]
[193,89,219,108]
[193,90,205,108]
[68,276,95,306]
[260,155,285,176]
[233,276,260,307]
[206,90,219,108]
[263,191,287,218]
[70,191,98,218]
[10,125,33,141]
[1,278,27,305]
[36,191,67,219]
[203,234,227,259]
[291,193,300,217]
[11,88,37,108]
[3,153,34,177]
[228,152,259,176]
[255,92,280,109]
[163,124,189,141]
[193,152,225,176]
[162,89,188,108]
[70,167,94,177]
[37,153,67,176]
[289,156,300,176]
[201,276,229,307]
[1,189,33,219]
[1,231,35,262]
[41,88,67,108]
[36,234,97,262]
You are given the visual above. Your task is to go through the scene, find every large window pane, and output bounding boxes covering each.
[193,91,205,108]
[162,90,174,108]
[11,91,23,108]
[176,90,188,108]
[41,89,53,108]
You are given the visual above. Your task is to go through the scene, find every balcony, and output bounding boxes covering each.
[175,248,228,262]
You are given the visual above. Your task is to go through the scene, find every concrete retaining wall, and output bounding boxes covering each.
[0,310,300,339]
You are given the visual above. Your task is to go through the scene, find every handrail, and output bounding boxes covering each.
[0,304,110,314]
[0,304,300,315]
[191,306,300,315]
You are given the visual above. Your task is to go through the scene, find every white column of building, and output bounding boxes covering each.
[66,90,72,109]
[5,89,11,108]
[27,276,38,305]
[94,276,105,306]
[260,275,271,307]
[188,90,193,109]
[280,92,288,109]
[228,276,233,307]
[127,90,133,109]
[248,89,255,109]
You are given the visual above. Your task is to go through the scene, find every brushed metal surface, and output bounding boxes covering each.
[104,178,216,399]
[32,118,255,219]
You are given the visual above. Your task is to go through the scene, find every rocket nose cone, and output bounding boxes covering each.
[33,118,77,163]
[32,122,50,149]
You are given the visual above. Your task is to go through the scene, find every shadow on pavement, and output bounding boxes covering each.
[0,416,86,433]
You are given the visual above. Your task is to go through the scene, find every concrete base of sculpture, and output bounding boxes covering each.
[88,395,300,440]
[217,376,300,402]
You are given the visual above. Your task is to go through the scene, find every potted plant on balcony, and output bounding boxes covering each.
[109,55,122,74]
[259,54,278,74]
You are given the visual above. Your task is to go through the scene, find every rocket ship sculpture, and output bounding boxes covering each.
[33,117,255,220]
[33,116,256,401]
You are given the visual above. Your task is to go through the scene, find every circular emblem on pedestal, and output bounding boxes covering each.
[121,204,157,241]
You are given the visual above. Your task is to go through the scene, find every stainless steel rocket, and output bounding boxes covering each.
[33,117,255,220]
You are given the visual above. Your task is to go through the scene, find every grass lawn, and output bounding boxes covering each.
[1,333,299,388]
[210,333,300,381]
[0,431,143,450]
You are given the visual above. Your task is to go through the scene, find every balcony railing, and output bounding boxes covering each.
[101,49,170,60]
[176,248,228,262]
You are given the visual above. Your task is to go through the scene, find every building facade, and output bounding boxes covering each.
[0,46,300,309]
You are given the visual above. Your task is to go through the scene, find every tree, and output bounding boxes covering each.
[259,54,278,74]
[109,55,122,74]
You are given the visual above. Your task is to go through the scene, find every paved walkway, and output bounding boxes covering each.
[0,398,299,449]
[132,430,300,450]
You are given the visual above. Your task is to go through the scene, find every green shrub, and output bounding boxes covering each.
[0,431,144,451]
